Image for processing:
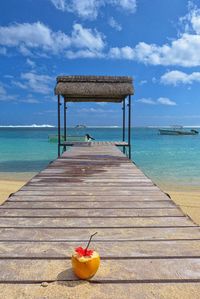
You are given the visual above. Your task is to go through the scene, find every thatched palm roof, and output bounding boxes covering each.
[55,75,134,102]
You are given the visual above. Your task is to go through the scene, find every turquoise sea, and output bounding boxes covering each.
[0,127,200,190]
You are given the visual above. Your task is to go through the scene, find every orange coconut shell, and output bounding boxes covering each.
[71,251,100,280]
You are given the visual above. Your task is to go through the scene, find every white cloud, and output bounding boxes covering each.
[20,97,40,104]
[18,45,33,57]
[50,0,137,19]
[71,24,104,51]
[108,17,122,31]
[114,0,137,12]
[0,22,70,54]
[161,70,200,86]
[66,49,104,59]
[63,0,102,19]
[139,80,147,85]
[109,46,135,59]
[191,11,200,34]
[108,33,200,66]
[0,22,105,58]
[20,72,54,94]
[157,97,176,106]
[12,72,54,95]
[50,0,99,18]
[137,98,156,105]
[108,5,200,66]
[0,81,41,103]
[0,83,18,102]
[96,102,107,106]
[78,107,115,113]
[137,97,176,106]
[0,84,7,97]
[50,0,66,11]
[12,80,27,89]
[179,2,200,34]
[26,58,36,68]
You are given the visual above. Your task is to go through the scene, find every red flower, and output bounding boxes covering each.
[75,246,94,257]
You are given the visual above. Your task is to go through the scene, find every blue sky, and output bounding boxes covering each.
[1,0,200,126]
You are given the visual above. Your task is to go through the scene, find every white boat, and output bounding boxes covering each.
[159,126,199,135]
[75,124,86,128]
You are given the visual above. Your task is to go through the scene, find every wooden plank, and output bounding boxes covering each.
[1,258,200,282]
[8,195,170,202]
[47,165,135,168]
[47,163,139,167]
[49,160,132,164]
[0,227,199,241]
[1,283,200,299]
[36,172,148,176]
[39,171,146,175]
[35,176,151,180]
[62,141,129,147]
[33,171,149,176]
[0,208,183,217]
[14,190,165,196]
[31,177,152,181]
[2,200,176,209]
[27,182,154,186]
[20,186,159,191]
[1,240,200,258]
[0,216,193,228]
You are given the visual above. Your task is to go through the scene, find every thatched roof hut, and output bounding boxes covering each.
[55,75,134,102]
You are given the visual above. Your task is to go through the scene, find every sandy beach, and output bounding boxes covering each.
[168,191,200,225]
[0,180,26,205]
[159,184,200,225]
[0,172,35,204]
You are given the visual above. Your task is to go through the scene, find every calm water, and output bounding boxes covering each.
[0,127,200,188]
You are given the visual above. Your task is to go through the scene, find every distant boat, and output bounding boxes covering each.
[159,126,199,135]
[75,124,86,129]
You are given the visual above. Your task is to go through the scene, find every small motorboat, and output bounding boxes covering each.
[159,126,199,135]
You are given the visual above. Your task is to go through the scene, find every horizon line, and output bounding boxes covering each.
[1,125,200,128]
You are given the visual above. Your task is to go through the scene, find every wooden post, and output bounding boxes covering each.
[128,95,131,159]
[122,99,126,154]
[58,95,61,157]
[64,100,67,152]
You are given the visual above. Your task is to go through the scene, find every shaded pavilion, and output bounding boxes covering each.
[55,75,134,158]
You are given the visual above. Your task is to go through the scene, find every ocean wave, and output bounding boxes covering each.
[0,124,55,128]
[87,126,120,128]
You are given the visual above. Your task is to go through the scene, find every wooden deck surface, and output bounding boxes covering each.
[1,143,200,298]
[61,141,129,146]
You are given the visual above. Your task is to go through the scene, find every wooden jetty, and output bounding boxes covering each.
[1,76,200,297]
[1,143,200,298]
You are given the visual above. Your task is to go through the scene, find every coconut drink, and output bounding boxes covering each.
[71,232,100,279]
